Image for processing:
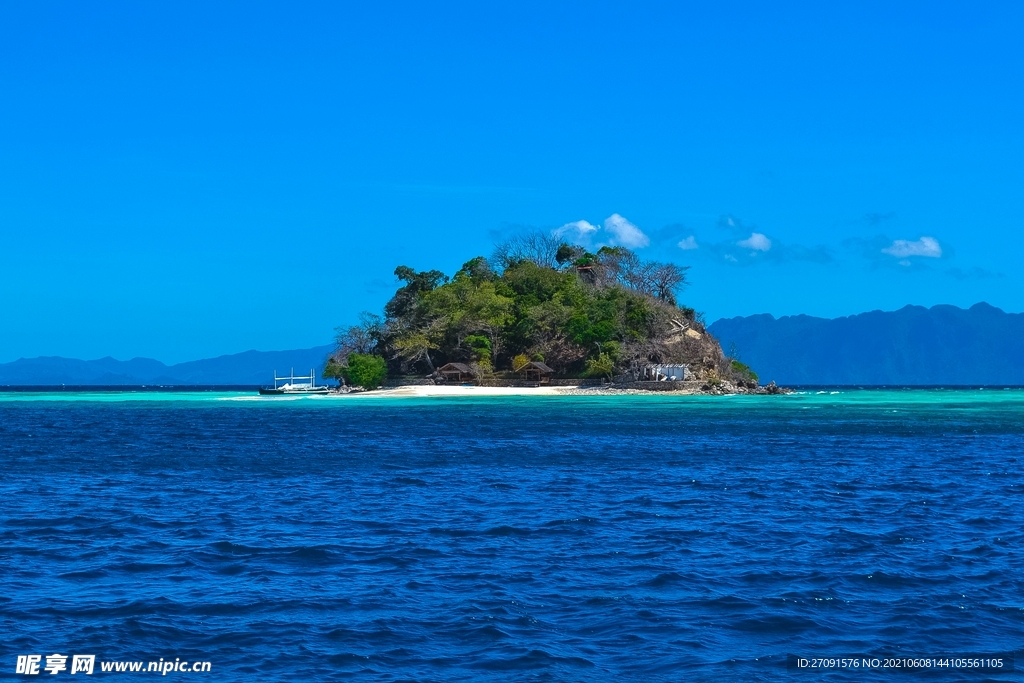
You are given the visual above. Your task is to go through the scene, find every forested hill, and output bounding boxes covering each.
[326,235,756,385]
[708,303,1024,385]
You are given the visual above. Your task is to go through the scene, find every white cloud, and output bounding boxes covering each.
[553,220,599,245]
[737,232,771,252]
[603,213,650,248]
[677,236,699,250]
[552,213,651,250]
[882,236,942,258]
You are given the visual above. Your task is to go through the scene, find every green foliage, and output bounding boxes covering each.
[455,257,494,282]
[512,353,531,372]
[555,243,582,265]
[573,253,598,268]
[730,359,759,382]
[584,353,615,379]
[322,357,347,384]
[464,334,491,361]
[500,260,570,304]
[385,266,449,322]
[345,354,388,389]
[360,245,694,378]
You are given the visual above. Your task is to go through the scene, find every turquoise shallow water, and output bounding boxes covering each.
[2,388,1022,681]
[2,386,1023,407]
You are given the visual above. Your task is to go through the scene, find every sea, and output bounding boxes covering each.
[1,389,1022,681]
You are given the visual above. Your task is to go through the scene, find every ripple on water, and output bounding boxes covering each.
[1,389,1023,680]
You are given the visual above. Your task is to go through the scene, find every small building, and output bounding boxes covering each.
[639,364,690,381]
[437,362,476,383]
[516,361,555,384]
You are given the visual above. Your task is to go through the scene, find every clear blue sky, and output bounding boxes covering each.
[2,2,1022,363]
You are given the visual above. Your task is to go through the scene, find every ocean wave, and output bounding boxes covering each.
[3,389,1023,680]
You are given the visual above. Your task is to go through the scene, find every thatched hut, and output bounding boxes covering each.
[437,362,476,383]
[516,361,554,384]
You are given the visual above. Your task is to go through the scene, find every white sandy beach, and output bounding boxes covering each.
[354,384,575,398]
[332,383,709,398]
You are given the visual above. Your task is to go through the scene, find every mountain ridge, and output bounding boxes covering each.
[708,302,1024,385]
[5,302,1021,386]
[0,345,335,386]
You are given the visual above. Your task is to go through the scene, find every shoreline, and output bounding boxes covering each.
[339,381,788,398]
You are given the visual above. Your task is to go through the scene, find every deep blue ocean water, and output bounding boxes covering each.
[1,389,1022,681]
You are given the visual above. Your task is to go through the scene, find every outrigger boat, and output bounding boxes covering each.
[258,369,331,395]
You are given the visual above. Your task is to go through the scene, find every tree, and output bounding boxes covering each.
[584,353,615,379]
[591,247,688,303]
[555,243,585,266]
[464,334,493,371]
[365,234,716,380]
[385,266,449,322]
[464,334,491,359]
[462,281,513,359]
[729,360,758,383]
[649,263,689,304]
[344,354,388,389]
[455,256,494,282]
[594,246,640,289]
[333,312,383,359]
[322,357,347,385]
[392,324,443,372]
[491,232,562,270]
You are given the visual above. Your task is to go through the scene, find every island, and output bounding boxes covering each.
[323,233,787,396]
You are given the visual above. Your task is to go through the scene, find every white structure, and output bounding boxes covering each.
[639,364,691,381]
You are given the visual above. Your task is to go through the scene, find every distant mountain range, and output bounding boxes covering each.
[4,302,1021,386]
[708,302,1024,386]
[0,345,335,386]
